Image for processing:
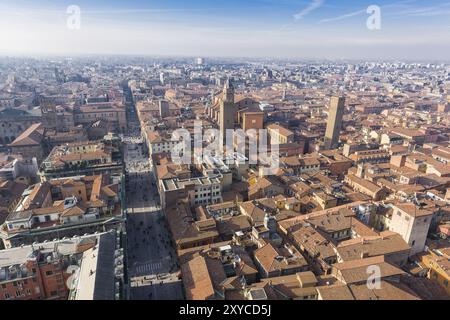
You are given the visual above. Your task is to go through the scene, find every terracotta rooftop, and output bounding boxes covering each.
[394,203,434,218]
[336,231,410,261]
[8,123,43,147]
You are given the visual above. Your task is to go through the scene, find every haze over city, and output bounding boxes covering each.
[1,0,450,60]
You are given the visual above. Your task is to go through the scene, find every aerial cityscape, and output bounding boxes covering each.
[0,0,449,307]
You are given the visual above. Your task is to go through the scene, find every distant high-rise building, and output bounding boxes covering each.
[324,96,345,150]
[196,57,204,65]
[219,79,236,145]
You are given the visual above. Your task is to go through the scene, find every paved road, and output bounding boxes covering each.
[124,134,183,300]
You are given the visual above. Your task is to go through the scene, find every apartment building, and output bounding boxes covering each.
[73,102,127,133]
[159,175,222,208]
[267,123,294,144]
[145,130,179,157]
[0,231,124,300]
[38,140,123,181]
[0,174,124,248]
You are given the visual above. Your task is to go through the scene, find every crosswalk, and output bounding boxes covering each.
[134,262,162,276]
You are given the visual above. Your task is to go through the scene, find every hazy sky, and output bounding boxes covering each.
[0,0,449,60]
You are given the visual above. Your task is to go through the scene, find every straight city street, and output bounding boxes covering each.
[123,92,183,300]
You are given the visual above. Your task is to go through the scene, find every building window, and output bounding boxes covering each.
[4,293,10,299]
[50,290,58,297]
[45,270,54,276]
